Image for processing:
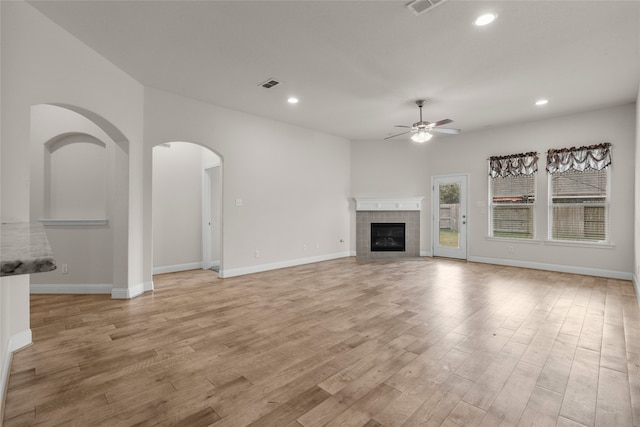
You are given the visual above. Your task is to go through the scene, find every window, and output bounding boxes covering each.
[489,152,538,239]
[547,143,611,243]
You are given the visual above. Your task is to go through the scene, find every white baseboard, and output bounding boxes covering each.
[152,262,202,275]
[468,256,633,281]
[8,331,32,354]
[111,282,145,299]
[144,280,154,292]
[219,251,351,278]
[420,250,432,257]
[1,330,32,414]
[30,283,112,294]
[633,273,640,305]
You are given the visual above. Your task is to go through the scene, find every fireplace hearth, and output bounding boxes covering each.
[371,223,405,252]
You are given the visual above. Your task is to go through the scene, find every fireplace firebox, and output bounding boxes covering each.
[371,223,406,252]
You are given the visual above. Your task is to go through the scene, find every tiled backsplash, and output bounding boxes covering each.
[356,210,420,259]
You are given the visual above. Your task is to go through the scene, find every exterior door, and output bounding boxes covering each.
[433,175,468,259]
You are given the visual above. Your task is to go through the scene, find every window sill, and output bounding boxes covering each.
[485,236,542,245]
[543,239,615,249]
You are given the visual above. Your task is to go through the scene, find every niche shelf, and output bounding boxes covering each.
[39,219,109,227]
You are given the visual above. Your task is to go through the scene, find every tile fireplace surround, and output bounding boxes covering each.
[355,198,422,259]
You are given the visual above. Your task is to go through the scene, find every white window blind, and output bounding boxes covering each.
[547,143,611,243]
[489,152,537,239]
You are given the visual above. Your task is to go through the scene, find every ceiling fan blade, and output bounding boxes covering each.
[394,125,412,128]
[430,127,461,134]
[430,118,453,127]
[384,130,413,140]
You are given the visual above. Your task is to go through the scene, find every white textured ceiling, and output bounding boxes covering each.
[28,0,640,141]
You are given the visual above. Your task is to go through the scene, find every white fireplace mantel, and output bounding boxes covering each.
[354,197,424,211]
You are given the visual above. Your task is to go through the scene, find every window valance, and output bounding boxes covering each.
[489,152,538,178]
[546,142,612,174]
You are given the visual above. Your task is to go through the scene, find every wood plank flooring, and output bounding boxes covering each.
[3,257,639,426]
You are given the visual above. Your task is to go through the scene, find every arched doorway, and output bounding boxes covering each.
[151,141,223,278]
[29,104,130,297]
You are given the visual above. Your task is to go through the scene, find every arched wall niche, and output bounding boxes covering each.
[43,132,108,220]
[30,104,130,296]
[151,141,223,279]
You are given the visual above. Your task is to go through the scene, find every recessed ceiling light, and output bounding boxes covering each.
[474,13,497,26]
[287,97,299,104]
[535,99,549,106]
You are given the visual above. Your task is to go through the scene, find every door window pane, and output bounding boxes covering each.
[439,183,460,247]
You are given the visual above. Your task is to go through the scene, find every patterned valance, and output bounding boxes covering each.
[546,142,612,174]
[489,152,538,178]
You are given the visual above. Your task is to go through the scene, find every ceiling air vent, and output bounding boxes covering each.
[406,0,449,16]
[259,78,281,89]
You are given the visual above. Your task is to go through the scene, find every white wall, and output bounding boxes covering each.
[1,0,145,296]
[350,136,432,255]
[152,142,219,273]
[29,105,114,290]
[352,103,636,278]
[143,87,352,278]
[1,0,144,400]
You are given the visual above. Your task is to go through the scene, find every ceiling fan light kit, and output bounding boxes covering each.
[384,99,461,142]
[411,131,433,143]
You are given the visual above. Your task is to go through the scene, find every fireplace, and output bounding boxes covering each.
[371,223,405,252]
[354,197,422,259]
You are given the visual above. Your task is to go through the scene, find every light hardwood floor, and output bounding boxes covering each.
[3,257,639,426]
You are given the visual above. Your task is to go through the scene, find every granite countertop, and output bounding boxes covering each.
[1,222,57,276]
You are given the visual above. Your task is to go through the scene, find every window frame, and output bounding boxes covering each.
[547,166,611,244]
[488,171,537,240]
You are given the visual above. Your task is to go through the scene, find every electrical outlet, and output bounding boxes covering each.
[61,264,68,274]
[303,244,308,251]
[254,250,260,258]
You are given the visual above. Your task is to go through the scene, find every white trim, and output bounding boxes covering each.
[0,350,11,420]
[543,239,615,249]
[203,159,221,168]
[354,197,423,211]
[633,273,640,306]
[111,282,145,299]
[30,283,112,294]
[8,330,32,353]
[202,167,212,270]
[152,262,202,275]
[1,330,33,412]
[144,280,154,292]
[468,255,632,280]
[349,250,357,257]
[420,250,432,257]
[219,252,351,278]
[485,236,543,245]
[39,219,108,226]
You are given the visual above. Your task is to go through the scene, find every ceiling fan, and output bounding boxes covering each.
[385,100,461,143]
